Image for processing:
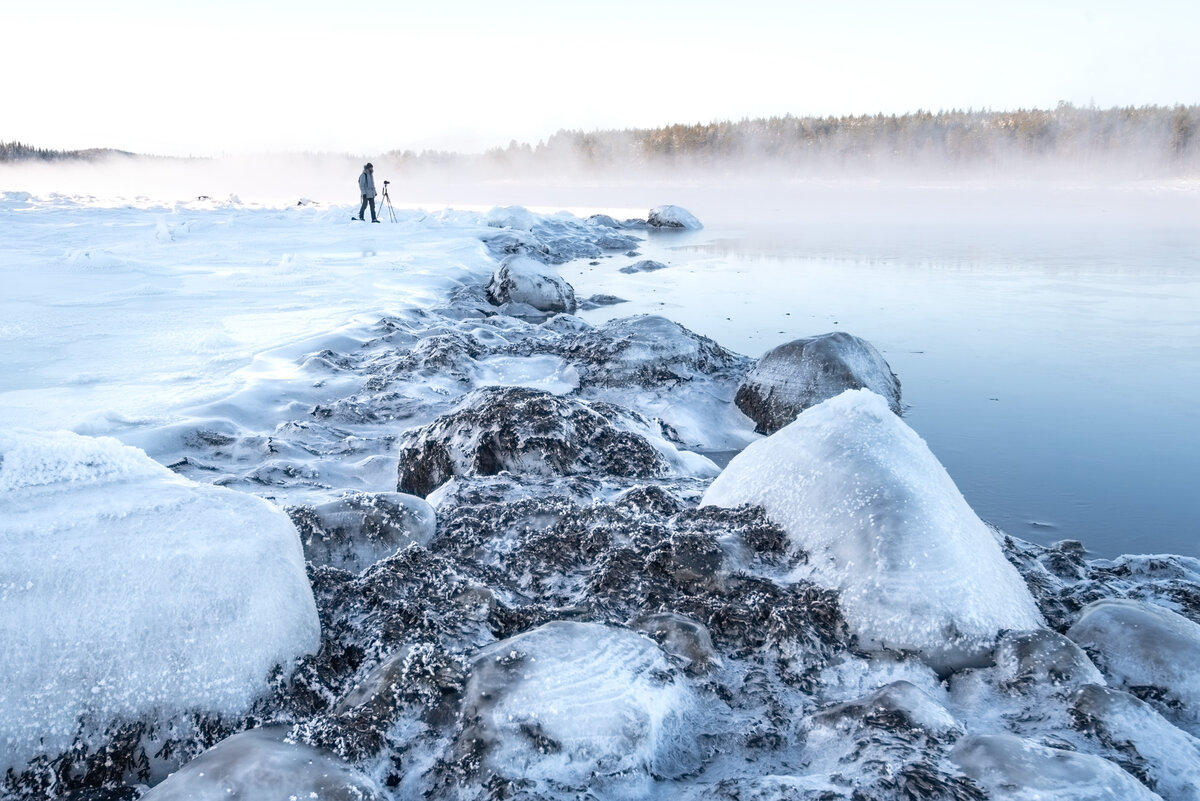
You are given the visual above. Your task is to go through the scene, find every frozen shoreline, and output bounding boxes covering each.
[4,190,1200,800]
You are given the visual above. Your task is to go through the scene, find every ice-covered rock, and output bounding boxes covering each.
[951,733,1161,800]
[620,259,670,274]
[140,726,384,800]
[811,680,962,737]
[485,254,577,314]
[648,205,702,230]
[485,204,537,231]
[735,331,902,434]
[1071,683,1200,801]
[0,429,320,774]
[396,386,715,497]
[990,629,1106,692]
[630,611,722,675]
[456,621,705,789]
[702,389,1043,672]
[555,314,748,390]
[511,313,756,451]
[287,490,436,573]
[1067,598,1200,736]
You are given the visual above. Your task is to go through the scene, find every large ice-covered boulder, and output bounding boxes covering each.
[735,332,902,434]
[647,205,702,230]
[1067,598,1200,736]
[0,429,320,774]
[702,389,1043,672]
[456,621,704,790]
[485,254,577,314]
[141,727,384,800]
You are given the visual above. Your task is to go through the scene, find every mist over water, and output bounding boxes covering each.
[2,152,1198,559]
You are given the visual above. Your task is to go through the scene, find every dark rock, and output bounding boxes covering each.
[396,387,670,497]
[735,331,902,434]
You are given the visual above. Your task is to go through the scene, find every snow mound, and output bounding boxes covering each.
[457,621,705,790]
[141,726,384,800]
[647,205,702,229]
[0,429,320,773]
[1067,598,1200,735]
[735,331,902,434]
[702,389,1043,672]
[951,733,1161,800]
[485,254,577,314]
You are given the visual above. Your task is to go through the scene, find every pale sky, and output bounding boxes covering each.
[3,0,1198,157]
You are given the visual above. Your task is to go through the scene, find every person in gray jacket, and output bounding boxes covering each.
[357,163,379,222]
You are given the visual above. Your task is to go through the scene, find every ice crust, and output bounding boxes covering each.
[1068,598,1200,735]
[703,388,1044,671]
[952,733,1163,800]
[140,726,384,800]
[458,621,705,790]
[0,429,320,773]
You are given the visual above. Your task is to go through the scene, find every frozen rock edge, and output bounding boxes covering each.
[0,429,320,777]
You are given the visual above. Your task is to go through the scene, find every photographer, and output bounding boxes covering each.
[356,163,379,223]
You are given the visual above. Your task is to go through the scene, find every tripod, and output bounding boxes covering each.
[380,180,397,222]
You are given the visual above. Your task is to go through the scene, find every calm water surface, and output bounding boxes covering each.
[566,210,1200,560]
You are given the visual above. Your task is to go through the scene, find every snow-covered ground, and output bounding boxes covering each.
[3,166,1200,801]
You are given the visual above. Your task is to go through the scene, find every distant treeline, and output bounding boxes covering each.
[0,141,133,162]
[390,104,1200,174]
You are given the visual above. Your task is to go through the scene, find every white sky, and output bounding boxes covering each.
[3,0,1198,157]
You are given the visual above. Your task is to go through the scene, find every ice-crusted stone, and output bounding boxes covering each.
[287,490,436,573]
[456,621,705,788]
[0,429,320,775]
[557,314,749,389]
[702,389,1044,673]
[735,331,902,434]
[485,254,577,314]
[396,386,718,497]
[140,727,384,801]
[1071,683,1200,801]
[648,204,703,230]
[620,259,670,274]
[1067,598,1200,736]
[630,611,722,675]
[991,629,1105,692]
[811,680,962,737]
[485,204,537,231]
[951,733,1161,800]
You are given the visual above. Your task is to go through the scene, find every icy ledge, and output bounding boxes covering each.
[703,388,1044,672]
[0,429,320,774]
